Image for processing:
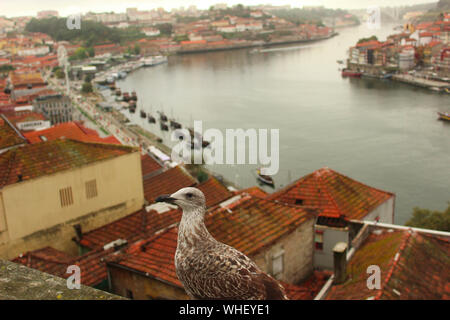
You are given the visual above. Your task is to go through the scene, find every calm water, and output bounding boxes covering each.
[117,24,450,225]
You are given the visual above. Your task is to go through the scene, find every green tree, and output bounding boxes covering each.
[0,64,15,73]
[55,68,65,79]
[357,35,378,44]
[405,203,450,232]
[134,43,141,55]
[86,47,95,57]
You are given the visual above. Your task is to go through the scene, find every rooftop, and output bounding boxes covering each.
[197,176,233,207]
[269,167,394,220]
[23,122,121,145]
[0,115,26,151]
[142,165,197,202]
[108,195,316,288]
[326,228,450,300]
[140,153,163,178]
[0,139,136,188]
[78,207,181,250]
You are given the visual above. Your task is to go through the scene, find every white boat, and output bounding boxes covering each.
[142,55,168,67]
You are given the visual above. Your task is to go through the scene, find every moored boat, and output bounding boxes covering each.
[131,91,137,101]
[341,69,362,78]
[148,115,156,123]
[140,110,146,118]
[123,92,130,101]
[159,112,168,122]
[437,112,450,121]
[256,168,275,187]
[160,123,169,131]
[170,119,182,129]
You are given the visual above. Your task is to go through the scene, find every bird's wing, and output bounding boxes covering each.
[178,245,287,300]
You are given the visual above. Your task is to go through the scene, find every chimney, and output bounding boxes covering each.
[73,224,82,241]
[333,242,348,284]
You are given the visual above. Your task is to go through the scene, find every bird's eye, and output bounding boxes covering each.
[186,193,193,199]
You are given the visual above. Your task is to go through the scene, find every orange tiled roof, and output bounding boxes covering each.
[12,246,113,287]
[0,139,135,188]
[23,122,121,145]
[281,270,332,300]
[0,115,26,150]
[79,208,182,250]
[2,111,46,128]
[268,167,394,220]
[109,195,316,288]
[197,176,233,207]
[142,166,197,202]
[237,186,268,198]
[140,154,163,178]
[326,229,450,300]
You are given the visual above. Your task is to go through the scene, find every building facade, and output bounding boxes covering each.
[33,93,73,124]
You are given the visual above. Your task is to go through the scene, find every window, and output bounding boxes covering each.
[315,230,324,251]
[85,179,98,199]
[295,199,304,205]
[271,249,284,279]
[59,187,74,207]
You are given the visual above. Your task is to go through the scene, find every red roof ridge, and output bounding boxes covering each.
[374,230,412,300]
[314,168,344,217]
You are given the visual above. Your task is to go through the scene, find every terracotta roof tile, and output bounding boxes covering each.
[23,122,121,145]
[140,154,163,177]
[79,208,181,250]
[269,167,394,220]
[326,229,450,300]
[0,139,136,188]
[282,270,332,300]
[12,247,113,287]
[197,176,233,207]
[143,166,197,202]
[0,115,26,150]
[110,196,316,287]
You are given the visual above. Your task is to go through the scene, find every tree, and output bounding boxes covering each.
[81,82,93,94]
[357,35,378,44]
[86,47,95,57]
[0,64,14,74]
[55,68,65,79]
[405,203,450,232]
[134,43,141,55]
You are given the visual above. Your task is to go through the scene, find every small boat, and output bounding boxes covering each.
[131,91,137,101]
[430,87,441,92]
[129,107,136,113]
[341,69,362,78]
[437,112,450,121]
[160,123,169,131]
[148,115,156,123]
[170,119,182,129]
[256,168,275,187]
[115,89,121,96]
[336,59,344,64]
[159,112,168,122]
[123,92,130,101]
[140,110,146,118]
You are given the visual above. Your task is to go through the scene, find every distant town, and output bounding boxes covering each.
[0,2,449,302]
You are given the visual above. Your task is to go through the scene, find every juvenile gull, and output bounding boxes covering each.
[156,187,288,300]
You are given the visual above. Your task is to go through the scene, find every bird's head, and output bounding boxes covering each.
[155,187,206,212]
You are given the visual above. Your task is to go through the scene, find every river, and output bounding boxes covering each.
[116,23,450,225]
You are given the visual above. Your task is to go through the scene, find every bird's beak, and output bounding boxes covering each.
[155,194,176,204]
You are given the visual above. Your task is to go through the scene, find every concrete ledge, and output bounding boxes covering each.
[0,260,125,300]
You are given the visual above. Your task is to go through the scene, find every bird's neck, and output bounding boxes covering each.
[177,206,212,248]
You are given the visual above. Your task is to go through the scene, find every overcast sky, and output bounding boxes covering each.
[0,0,439,18]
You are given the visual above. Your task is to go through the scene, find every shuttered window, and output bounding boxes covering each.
[59,187,74,207]
[85,179,98,199]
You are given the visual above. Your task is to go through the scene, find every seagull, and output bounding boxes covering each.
[156,187,288,300]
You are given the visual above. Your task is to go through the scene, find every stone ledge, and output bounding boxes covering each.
[0,259,125,300]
